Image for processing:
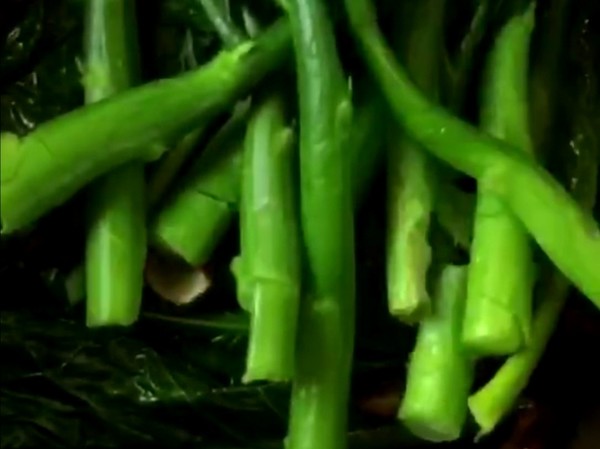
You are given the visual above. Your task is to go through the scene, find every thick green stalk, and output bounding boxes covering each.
[151,109,246,266]
[345,0,600,305]
[234,93,384,310]
[148,0,247,211]
[470,174,598,435]
[469,74,600,437]
[149,2,250,267]
[285,0,354,448]
[237,91,300,383]
[0,18,291,234]
[462,4,537,355]
[64,93,384,308]
[399,265,473,442]
[386,0,445,323]
[83,0,145,327]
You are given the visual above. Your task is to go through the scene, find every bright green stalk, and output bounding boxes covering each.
[68,92,384,307]
[148,0,247,210]
[284,0,354,448]
[469,73,600,438]
[149,2,250,267]
[0,18,291,234]
[83,0,145,327]
[399,265,472,442]
[462,4,537,355]
[345,0,600,306]
[234,92,384,310]
[237,91,300,383]
[60,0,251,306]
[386,0,445,323]
[151,109,247,266]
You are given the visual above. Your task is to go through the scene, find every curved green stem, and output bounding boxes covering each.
[345,0,600,306]
[285,0,355,448]
[469,74,600,435]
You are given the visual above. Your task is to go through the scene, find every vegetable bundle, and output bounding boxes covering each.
[1,0,598,448]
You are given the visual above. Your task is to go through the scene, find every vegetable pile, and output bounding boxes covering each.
[1,0,598,448]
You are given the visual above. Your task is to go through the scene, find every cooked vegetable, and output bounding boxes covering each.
[0,18,291,234]
[151,108,247,266]
[462,2,537,355]
[237,88,300,382]
[147,0,248,210]
[149,1,250,268]
[82,0,146,327]
[2,2,599,448]
[386,0,445,323]
[399,264,472,442]
[284,1,355,449]
[469,118,599,437]
[345,0,600,307]
[469,21,600,432]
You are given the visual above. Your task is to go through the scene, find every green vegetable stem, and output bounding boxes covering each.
[462,3,537,356]
[284,0,355,448]
[148,0,249,210]
[151,108,247,267]
[469,126,599,437]
[386,0,445,323]
[0,18,291,234]
[399,264,473,442]
[83,0,146,327]
[345,0,600,307]
[469,33,600,434]
[236,88,301,383]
